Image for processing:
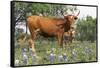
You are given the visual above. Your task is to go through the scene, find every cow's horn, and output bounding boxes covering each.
[76,10,80,16]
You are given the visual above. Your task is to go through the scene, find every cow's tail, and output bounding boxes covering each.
[26,16,30,35]
[24,16,29,41]
[25,14,32,34]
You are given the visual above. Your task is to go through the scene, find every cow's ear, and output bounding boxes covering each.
[64,16,68,20]
[64,16,68,19]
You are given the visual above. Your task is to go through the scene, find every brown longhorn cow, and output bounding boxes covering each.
[27,11,80,53]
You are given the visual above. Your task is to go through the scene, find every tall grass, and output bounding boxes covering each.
[14,39,97,66]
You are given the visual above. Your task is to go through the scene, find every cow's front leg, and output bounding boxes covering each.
[57,32,63,48]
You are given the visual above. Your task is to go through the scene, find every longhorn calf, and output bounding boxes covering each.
[63,28,76,45]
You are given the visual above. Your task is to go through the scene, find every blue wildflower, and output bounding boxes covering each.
[49,53,55,63]
[63,53,67,60]
[22,53,28,65]
[63,53,68,62]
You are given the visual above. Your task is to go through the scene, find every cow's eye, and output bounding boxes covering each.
[74,17,77,20]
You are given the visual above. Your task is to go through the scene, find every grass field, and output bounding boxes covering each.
[14,39,97,66]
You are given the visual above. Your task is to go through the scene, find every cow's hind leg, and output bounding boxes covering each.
[27,24,37,54]
[28,36,36,54]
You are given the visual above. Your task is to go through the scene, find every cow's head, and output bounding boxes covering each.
[62,11,80,31]
[64,15,78,27]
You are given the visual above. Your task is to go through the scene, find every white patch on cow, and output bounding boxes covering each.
[72,31,75,34]
[70,16,73,19]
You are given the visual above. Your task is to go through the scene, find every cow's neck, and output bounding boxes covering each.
[64,20,71,32]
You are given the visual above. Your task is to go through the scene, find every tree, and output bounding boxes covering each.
[14,2,78,23]
[76,16,96,42]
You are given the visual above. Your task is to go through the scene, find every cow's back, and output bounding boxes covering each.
[27,15,65,36]
[27,16,42,29]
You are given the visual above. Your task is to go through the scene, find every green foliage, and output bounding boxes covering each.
[76,16,96,42]
[15,28,24,40]
[14,2,78,23]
